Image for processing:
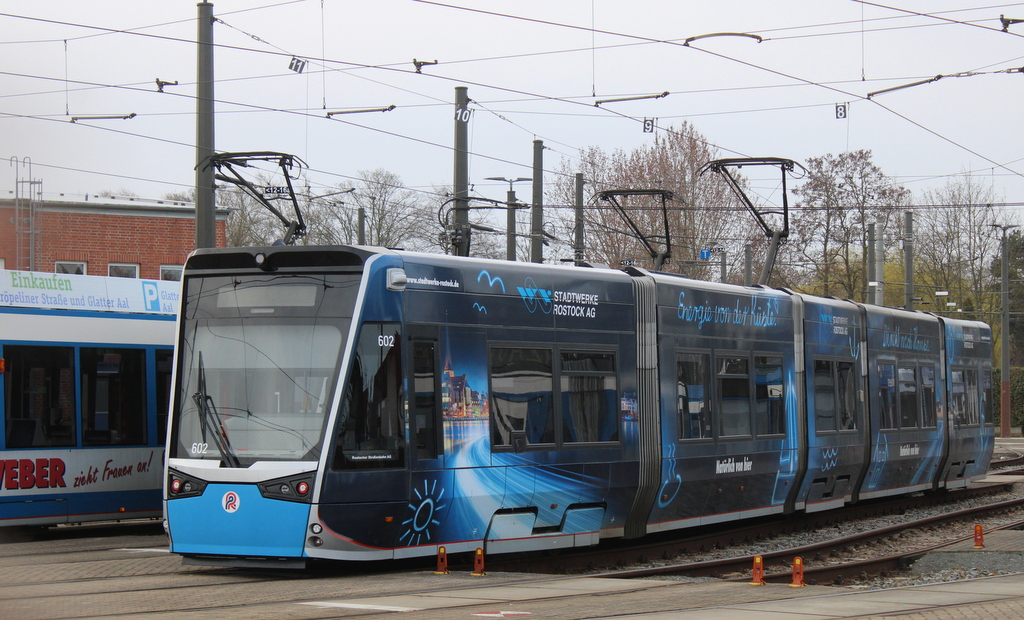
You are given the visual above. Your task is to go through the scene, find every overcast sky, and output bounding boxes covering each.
[3,1,1024,221]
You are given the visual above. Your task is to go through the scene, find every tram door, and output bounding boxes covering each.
[409,330,444,468]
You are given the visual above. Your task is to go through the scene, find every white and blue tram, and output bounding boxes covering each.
[0,269,178,526]
[164,246,994,566]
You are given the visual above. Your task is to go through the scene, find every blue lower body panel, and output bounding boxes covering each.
[168,484,311,557]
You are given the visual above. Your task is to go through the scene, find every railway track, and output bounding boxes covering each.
[480,478,1022,575]
[593,496,1024,584]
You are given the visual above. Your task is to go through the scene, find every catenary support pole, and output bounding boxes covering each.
[506,188,517,261]
[195,2,216,249]
[995,224,1019,438]
[875,221,885,305]
[867,222,875,303]
[574,173,584,264]
[453,87,470,256]
[531,139,544,263]
[744,244,752,287]
[903,211,914,310]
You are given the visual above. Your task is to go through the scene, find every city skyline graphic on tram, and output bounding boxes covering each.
[400,322,611,548]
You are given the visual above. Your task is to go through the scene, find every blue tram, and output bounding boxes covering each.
[0,269,178,526]
[164,246,994,566]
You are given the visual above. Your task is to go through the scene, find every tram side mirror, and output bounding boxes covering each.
[511,431,527,454]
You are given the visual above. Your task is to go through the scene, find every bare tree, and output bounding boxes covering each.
[220,184,280,247]
[915,172,1003,315]
[552,122,755,278]
[320,169,434,250]
[162,189,195,203]
[789,150,910,299]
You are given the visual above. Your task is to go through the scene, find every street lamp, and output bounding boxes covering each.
[990,223,1020,437]
[486,177,531,261]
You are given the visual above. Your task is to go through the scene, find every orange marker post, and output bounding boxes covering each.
[974,524,985,549]
[435,546,449,575]
[790,556,806,587]
[750,555,766,586]
[471,547,487,576]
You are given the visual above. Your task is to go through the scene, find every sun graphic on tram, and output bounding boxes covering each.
[400,478,447,546]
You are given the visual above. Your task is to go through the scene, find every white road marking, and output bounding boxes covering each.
[299,602,421,612]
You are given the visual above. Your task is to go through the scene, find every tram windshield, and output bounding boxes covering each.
[171,273,360,466]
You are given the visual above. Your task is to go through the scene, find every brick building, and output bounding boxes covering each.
[0,194,228,280]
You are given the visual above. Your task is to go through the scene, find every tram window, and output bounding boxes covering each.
[755,356,785,436]
[412,341,440,459]
[878,363,897,430]
[950,370,967,427]
[490,348,554,448]
[4,346,76,448]
[81,348,147,445]
[898,366,919,429]
[964,369,980,426]
[332,323,405,470]
[560,351,618,443]
[814,360,837,432]
[836,361,857,431]
[982,370,994,427]
[677,353,711,439]
[718,356,751,437]
[920,366,937,428]
[156,348,173,442]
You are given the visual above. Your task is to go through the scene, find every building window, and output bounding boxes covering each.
[108,263,139,278]
[160,265,183,281]
[55,261,86,275]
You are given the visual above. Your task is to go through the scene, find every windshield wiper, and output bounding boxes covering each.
[192,352,242,468]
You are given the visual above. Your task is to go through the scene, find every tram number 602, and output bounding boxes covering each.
[378,334,395,348]
[191,443,209,454]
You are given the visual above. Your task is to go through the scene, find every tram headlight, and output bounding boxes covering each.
[308,536,324,547]
[257,473,315,503]
[166,469,207,499]
[310,523,323,535]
